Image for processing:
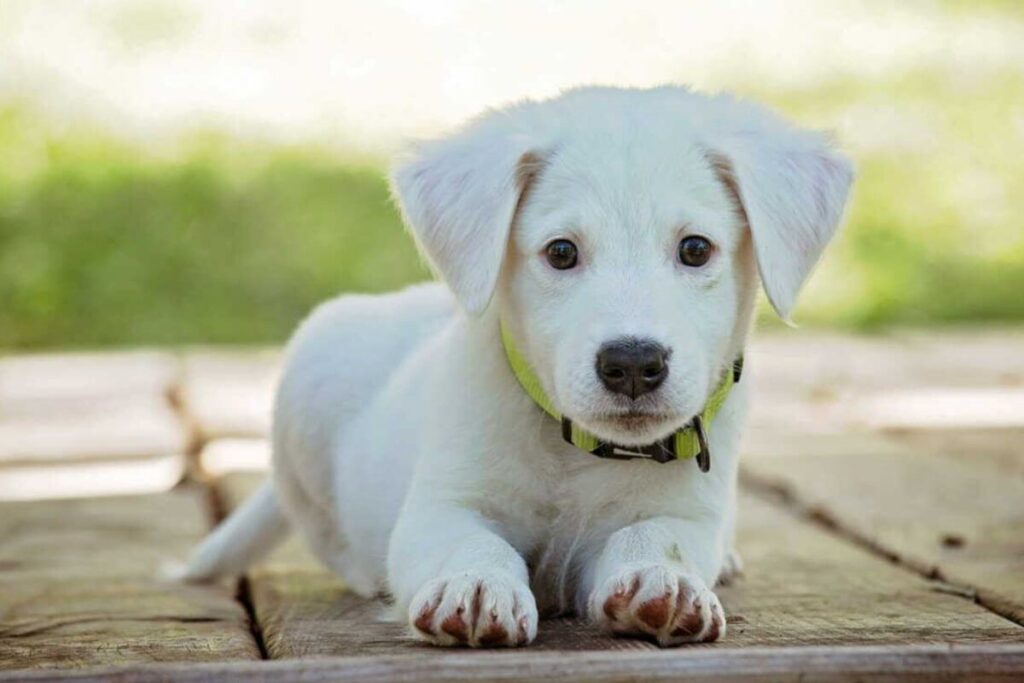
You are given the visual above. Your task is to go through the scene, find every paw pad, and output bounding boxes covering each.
[408,573,538,648]
[592,566,726,646]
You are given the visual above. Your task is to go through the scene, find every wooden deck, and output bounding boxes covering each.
[2,329,1023,681]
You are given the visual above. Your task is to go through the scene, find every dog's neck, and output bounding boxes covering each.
[499,320,742,471]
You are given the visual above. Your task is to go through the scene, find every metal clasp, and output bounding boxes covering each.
[692,415,711,472]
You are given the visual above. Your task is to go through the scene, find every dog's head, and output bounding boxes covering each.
[392,87,853,446]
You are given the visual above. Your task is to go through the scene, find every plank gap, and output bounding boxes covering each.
[200,467,271,661]
[0,484,264,669]
[738,467,1024,630]
[166,365,208,486]
[166,382,203,465]
[238,576,271,660]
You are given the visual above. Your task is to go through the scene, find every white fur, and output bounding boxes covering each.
[184,86,853,647]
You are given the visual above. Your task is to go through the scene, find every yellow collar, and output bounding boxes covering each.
[501,322,741,471]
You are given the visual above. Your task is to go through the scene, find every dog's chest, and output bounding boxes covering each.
[523,452,705,615]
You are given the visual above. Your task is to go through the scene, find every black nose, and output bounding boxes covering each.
[595,338,670,400]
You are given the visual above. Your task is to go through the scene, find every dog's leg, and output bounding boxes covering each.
[389,503,538,648]
[273,464,351,577]
[717,548,744,586]
[586,516,726,646]
[716,507,743,586]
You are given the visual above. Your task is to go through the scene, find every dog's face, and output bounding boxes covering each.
[393,87,853,446]
[502,138,755,445]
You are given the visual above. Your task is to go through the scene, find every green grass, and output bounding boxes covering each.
[2,61,1023,349]
[755,68,1024,329]
[0,111,427,348]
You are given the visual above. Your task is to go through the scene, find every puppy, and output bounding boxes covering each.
[184,86,853,647]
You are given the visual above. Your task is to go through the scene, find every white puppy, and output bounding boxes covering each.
[185,86,853,648]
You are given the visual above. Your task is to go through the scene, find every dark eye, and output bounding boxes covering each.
[545,239,579,270]
[678,235,713,267]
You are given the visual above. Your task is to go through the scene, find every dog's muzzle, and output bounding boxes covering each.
[501,322,742,472]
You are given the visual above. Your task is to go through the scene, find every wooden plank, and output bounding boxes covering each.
[218,470,1023,662]
[198,438,271,477]
[0,396,187,467]
[0,397,188,500]
[179,350,280,443]
[726,492,1022,647]
[887,428,1024,477]
[744,329,1024,436]
[893,328,1024,387]
[742,329,1024,625]
[0,452,185,502]
[0,351,189,500]
[0,485,261,670]
[4,644,1024,683]
[0,351,180,416]
[850,387,1024,432]
[742,437,1024,625]
[749,328,1024,397]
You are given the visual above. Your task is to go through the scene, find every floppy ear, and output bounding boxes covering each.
[710,130,854,320]
[390,120,542,315]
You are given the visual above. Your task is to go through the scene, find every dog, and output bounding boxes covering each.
[184,85,853,647]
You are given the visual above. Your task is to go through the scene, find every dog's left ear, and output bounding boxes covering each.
[390,120,542,315]
[710,128,854,321]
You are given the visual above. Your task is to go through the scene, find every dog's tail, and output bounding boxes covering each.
[181,479,290,582]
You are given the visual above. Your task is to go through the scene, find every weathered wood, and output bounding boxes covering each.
[749,328,1024,396]
[218,470,1023,662]
[3,331,1024,679]
[0,398,188,500]
[0,452,186,502]
[742,437,1024,625]
[4,643,1024,683]
[887,427,1024,477]
[725,492,1023,646]
[0,351,189,500]
[851,387,1024,432]
[179,350,280,443]
[0,485,261,670]
[0,396,187,467]
[739,427,909,461]
[0,351,180,416]
[744,328,1024,436]
[893,328,1024,387]
[198,438,271,477]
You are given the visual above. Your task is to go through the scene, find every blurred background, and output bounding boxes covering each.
[2,0,1023,350]
[2,6,1023,670]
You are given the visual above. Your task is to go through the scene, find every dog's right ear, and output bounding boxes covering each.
[390,119,542,316]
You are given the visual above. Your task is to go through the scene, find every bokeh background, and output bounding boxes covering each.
[2,0,1023,349]
[2,6,1023,669]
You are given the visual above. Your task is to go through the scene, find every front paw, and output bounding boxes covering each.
[408,571,538,647]
[589,565,725,646]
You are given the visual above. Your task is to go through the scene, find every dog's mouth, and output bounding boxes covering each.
[598,410,673,421]
[588,410,682,437]
[559,387,698,445]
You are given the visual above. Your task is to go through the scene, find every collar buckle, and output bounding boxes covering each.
[594,438,678,464]
[560,415,711,470]
[561,418,679,465]
[692,415,711,472]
